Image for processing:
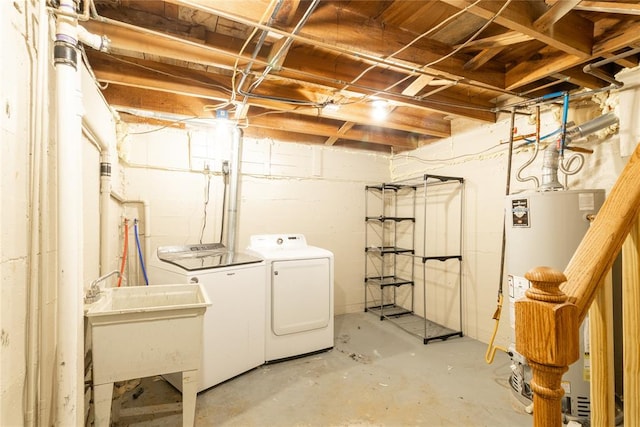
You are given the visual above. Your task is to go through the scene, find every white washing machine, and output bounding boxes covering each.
[148,243,265,392]
[247,234,334,362]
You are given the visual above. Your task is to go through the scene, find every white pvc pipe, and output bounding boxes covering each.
[55,0,84,424]
[99,152,111,275]
[25,0,49,424]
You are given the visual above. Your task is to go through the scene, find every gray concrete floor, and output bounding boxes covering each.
[112,312,532,426]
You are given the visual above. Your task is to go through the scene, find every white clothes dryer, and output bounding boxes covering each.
[148,243,265,392]
[247,234,334,362]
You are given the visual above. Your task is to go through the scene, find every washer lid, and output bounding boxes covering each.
[157,243,263,271]
[247,234,333,260]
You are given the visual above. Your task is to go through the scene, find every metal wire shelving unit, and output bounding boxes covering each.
[364,174,465,344]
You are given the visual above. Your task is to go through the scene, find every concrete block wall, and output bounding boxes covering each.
[1,3,32,424]
[390,86,636,346]
[122,125,390,314]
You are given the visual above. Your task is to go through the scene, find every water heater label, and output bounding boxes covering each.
[511,198,530,227]
[578,192,595,211]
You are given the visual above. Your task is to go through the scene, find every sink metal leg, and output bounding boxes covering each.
[93,382,113,427]
[182,370,199,427]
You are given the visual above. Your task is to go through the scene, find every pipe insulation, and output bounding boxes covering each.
[54,0,84,424]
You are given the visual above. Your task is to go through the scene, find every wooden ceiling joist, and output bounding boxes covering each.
[86,0,640,152]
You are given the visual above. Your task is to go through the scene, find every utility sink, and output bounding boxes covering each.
[86,284,210,427]
[85,283,210,316]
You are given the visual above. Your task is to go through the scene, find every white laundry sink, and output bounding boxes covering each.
[86,283,209,315]
[86,284,210,427]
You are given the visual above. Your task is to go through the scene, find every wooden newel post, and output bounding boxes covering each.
[515,266,580,427]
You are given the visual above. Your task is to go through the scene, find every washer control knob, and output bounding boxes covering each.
[277,237,283,245]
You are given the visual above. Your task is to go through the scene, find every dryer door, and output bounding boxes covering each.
[271,258,330,335]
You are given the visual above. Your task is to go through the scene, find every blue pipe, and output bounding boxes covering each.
[541,91,565,100]
[134,219,149,286]
[560,92,570,156]
[523,127,561,144]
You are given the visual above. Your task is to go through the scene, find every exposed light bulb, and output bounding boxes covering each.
[323,101,340,113]
[371,99,389,120]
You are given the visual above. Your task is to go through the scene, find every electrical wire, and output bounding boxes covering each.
[424,0,513,70]
[396,141,509,164]
[125,115,203,135]
[350,0,512,105]
[199,173,212,244]
[218,167,229,243]
[133,219,149,285]
[222,0,280,113]
[105,54,234,94]
[232,0,323,111]
[342,0,483,91]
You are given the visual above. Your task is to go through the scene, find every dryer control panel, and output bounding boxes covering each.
[249,234,308,250]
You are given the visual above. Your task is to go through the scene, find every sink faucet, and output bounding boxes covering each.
[85,270,120,303]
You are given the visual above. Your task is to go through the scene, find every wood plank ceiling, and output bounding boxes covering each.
[80,0,640,153]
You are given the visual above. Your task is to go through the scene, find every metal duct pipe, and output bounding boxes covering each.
[225,126,242,253]
[539,144,564,191]
[566,112,619,143]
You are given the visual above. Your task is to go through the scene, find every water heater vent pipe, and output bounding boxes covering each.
[539,144,564,191]
[225,126,242,253]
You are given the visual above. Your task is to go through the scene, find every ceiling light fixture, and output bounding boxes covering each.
[323,101,340,113]
[371,99,389,120]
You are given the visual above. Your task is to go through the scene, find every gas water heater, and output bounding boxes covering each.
[505,189,605,420]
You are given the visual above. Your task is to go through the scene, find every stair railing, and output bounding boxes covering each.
[515,142,640,426]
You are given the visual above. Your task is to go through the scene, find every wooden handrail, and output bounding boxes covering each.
[563,142,640,322]
[515,142,640,426]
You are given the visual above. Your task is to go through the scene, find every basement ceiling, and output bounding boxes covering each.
[81,0,640,153]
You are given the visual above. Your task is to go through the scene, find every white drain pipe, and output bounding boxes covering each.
[99,152,112,274]
[54,0,84,424]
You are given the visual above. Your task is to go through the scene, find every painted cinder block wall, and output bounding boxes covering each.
[122,125,391,315]
[2,0,639,421]
[390,76,639,348]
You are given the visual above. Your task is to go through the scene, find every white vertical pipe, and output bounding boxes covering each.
[226,127,242,253]
[99,152,111,274]
[54,0,84,425]
[25,0,50,424]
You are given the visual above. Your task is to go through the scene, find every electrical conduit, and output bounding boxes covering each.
[226,127,242,252]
